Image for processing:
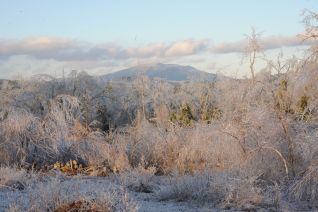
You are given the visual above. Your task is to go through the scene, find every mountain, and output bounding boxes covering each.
[100,63,216,81]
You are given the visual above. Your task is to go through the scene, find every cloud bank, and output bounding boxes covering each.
[0,34,311,62]
[212,35,314,53]
[0,34,315,79]
[0,38,209,61]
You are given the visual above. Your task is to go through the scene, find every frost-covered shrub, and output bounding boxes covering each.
[288,157,318,205]
[158,172,222,203]
[119,162,157,193]
[158,172,272,210]
[8,176,138,212]
[0,166,36,191]
[43,94,82,144]
[0,109,51,166]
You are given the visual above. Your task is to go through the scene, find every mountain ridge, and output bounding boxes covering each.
[100,63,216,81]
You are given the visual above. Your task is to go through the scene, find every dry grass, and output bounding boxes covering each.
[119,161,157,193]
[158,172,221,203]
[158,171,281,210]
[54,199,111,212]
[0,166,36,191]
[7,175,138,212]
[288,157,318,205]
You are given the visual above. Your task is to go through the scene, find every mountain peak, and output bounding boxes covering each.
[101,63,216,81]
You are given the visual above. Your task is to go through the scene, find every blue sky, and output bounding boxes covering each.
[0,1,318,78]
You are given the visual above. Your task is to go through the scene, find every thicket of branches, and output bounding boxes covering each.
[1,10,318,211]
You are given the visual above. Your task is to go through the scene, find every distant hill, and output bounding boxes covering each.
[100,63,216,81]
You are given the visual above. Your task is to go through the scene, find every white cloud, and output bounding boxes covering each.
[0,35,314,62]
[0,37,210,61]
[212,34,315,54]
[0,34,316,78]
[0,37,75,59]
[165,39,208,57]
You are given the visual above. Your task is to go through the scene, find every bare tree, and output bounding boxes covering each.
[243,27,263,84]
[264,50,295,75]
[302,9,318,40]
[133,74,150,123]
[300,10,318,61]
